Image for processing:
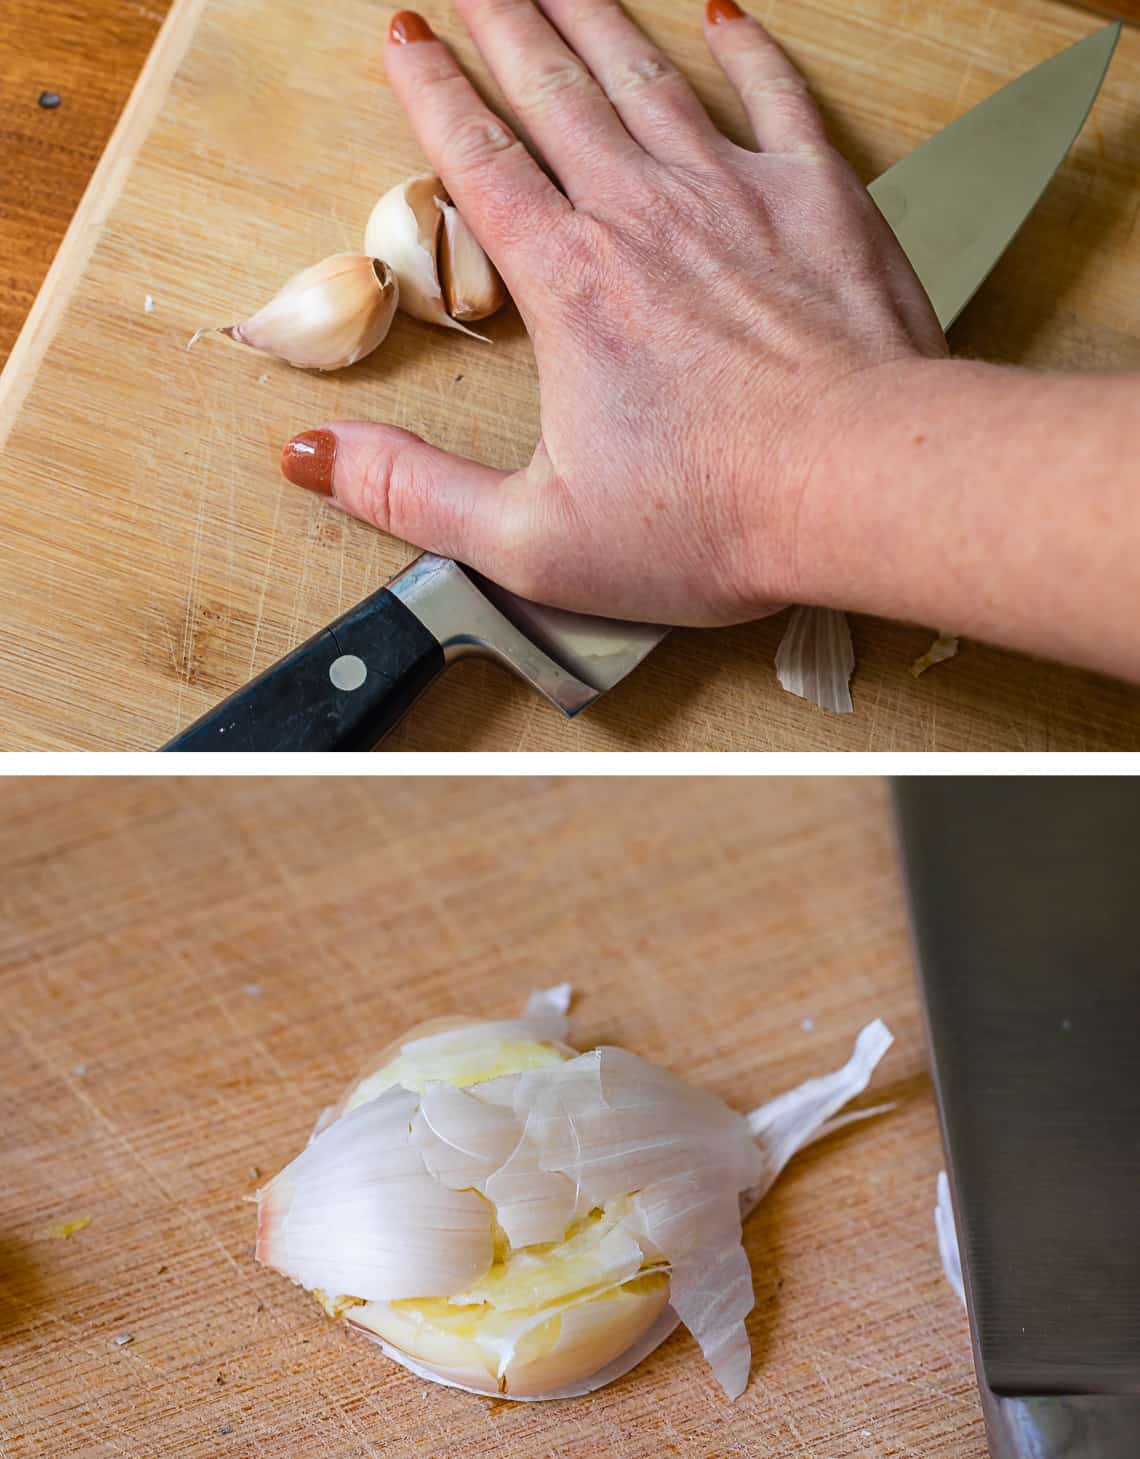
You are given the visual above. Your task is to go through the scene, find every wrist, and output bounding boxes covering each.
[782,354,974,618]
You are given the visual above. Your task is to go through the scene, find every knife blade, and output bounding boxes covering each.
[164,24,1120,751]
[894,778,1140,1459]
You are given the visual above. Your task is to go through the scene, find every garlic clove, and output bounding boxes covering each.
[201,254,398,371]
[438,202,505,322]
[349,1270,671,1398]
[364,174,486,339]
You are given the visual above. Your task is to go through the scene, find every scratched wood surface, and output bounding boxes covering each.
[1,0,1139,751]
[0,0,170,375]
[0,776,983,1457]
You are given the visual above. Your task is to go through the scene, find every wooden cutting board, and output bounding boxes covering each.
[0,776,984,1457]
[1,0,1138,751]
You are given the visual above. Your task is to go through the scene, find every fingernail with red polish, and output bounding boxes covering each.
[706,0,745,23]
[389,10,435,44]
[281,429,337,496]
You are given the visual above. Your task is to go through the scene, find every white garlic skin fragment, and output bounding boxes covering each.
[775,606,856,714]
[214,254,398,371]
[254,1085,495,1300]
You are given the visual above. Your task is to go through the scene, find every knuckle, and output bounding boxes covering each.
[413,51,466,88]
[743,76,822,138]
[442,113,520,173]
[356,446,399,533]
[516,57,595,112]
[741,73,809,108]
[604,53,679,101]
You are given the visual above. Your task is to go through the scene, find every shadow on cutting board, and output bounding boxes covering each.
[0,1232,45,1338]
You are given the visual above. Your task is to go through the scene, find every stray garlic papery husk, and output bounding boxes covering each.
[364,174,491,337]
[438,201,505,322]
[775,606,856,714]
[934,1171,967,1309]
[255,986,892,1402]
[197,254,398,371]
[910,631,960,678]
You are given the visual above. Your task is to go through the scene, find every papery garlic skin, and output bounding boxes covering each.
[254,991,892,1403]
[255,1085,496,1300]
[438,202,505,322]
[775,606,856,714]
[364,175,492,337]
[935,1170,966,1308]
[213,254,398,371]
[911,631,960,678]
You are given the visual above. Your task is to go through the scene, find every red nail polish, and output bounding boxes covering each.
[281,429,336,496]
[389,10,435,44]
[706,0,744,22]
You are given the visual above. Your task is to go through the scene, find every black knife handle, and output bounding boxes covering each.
[162,586,444,751]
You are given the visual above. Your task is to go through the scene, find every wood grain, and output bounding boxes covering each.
[1,0,1139,750]
[0,0,172,373]
[0,776,983,1458]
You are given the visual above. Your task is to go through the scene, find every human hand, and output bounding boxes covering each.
[280,0,946,626]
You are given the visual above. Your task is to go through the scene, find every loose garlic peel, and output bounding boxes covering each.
[775,606,856,715]
[255,987,892,1401]
[364,174,493,339]
[193,254,399,371]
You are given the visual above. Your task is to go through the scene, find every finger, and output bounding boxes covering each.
[280,423,524,568]
[704,0,829,155]
[385,12,570,298]
[536,0,725,163]
[448,0,645,198]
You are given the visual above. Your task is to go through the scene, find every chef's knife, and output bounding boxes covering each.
[894,778,1140,1459]
[164,24,1120,751]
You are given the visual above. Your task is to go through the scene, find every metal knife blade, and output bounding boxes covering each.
[894,778,1140,1459]
[417,23,1121,708]
[869,23,1120,330]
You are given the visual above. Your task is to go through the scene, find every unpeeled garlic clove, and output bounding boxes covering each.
[197,254,398,371]
[364,174,489,337]
[438,202,505,323]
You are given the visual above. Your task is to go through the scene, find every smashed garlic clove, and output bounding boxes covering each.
[775,606,856,714]
[194,254,398,371]
[364,174,486,338]
[438,201,505,322]
[254,989,893,1404]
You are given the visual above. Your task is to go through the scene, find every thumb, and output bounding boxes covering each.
[280,421,525,572]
